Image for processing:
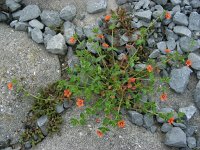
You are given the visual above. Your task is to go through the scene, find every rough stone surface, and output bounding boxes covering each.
[187,137,196,148]
[127,111,144,126]
[170,0,181,5]
[86,0,107,14]
[0,23,60,147]
[165,127,187,148]
[135,10,152,22]
[166,39,176,50]
[63,21,75,43]
[149,49,160,58]
[19,5,41,22]
[169,66,192,93]
[46,33,67,55]
[37,115,48,127]
[14,22,28,31]
[152,0,167,5]
[31,27,43,44]
[60,4,77,21]
[173,26,192,37]
[143,114,154,128]
[6,0,21,12]
[161,123,172,133]
[179,37,200,52]
[173,12,188,26]
[40,10,62,28]
[194,81,200,110]
[189,12,200,31]
[188,53,200,70]
[179,105,197,120]
[156,108,178,123]
[29,19,44,30]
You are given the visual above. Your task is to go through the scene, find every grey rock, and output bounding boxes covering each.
[46,33,67,55]
[183,0,190,5]
[67,47,79,69]
[165,28,178,41]
[152,0,167,5]
[194,81,200,110]
[56,103,64,113]
[37,115,48,127]
[29,19,44,30]
[173,123,186,129]
[116,0,127,5]
[170,0,181,5]
[135,63,147,71]
[179,105,197,120]
[86,0,107,14]
[165,127,187,148]
[147,38,156,48]
[14,22,28,31]
[161,123,172,133]
[63,21,75,44]
[60,4,77,21]
[172,5,181,13]
[86,42,97,54]
[40,10,62,28]
[176,41,183,54]
[188,12,200,31]
[186,126,198,137]
[150,126,157,133]
[10,20,18,28]
[168,22,175,29]
[63,100,73,109]
[127,111,144,126]
[83,24,100,38]
[135,0,145,10]
[187,137,196,148]
[173,26,192,37]
[188,53,200,70]
[12,10,22,20]
[44,27,56,36]
[190,0,200,8]
[173,12,188,26]
[149,49,160,58]
[43,34,53,47]
[0,12,8,22]
[135,10,152,22]
[197,137,200,148]
[197,71,200,79]
[40,126,48,136]
[6,0,21,12]
[31,28,43,44]
[169,66,192,93]
[157,41,166,52]
[156,108,178,123]
[24,141,31,149]
[179,37,200,52]
[166,39,176,50]
[27,27,32,38]
[19,5,41,22]
[143,114,154,128]
[75,26,84,39]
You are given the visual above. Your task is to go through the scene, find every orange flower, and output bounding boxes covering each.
[96,130,103,138]
[104,15,111,22]
[76,98,84,107]
[117,120,125,128]
[95,118,100,123]
[168,117,174,125]
[146,65,153,72]
[68,37,76,44]
[64,89,72,98]
[186,59,192,67]
[165,49,171,53]
[127,83,132,89]
[97,34,104,39]
[160,93,167,101]
[102,43,109,48]
[7,82,13,90]
[165,12,171,20]
[128,77,136,83]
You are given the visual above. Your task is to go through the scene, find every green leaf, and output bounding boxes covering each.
[109,24,116,30]
[96,55,106,62]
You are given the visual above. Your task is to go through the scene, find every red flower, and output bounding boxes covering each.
[102,43,109,48]
[165,12,171,19]
[76,98,84,108]
[7,82,13,90]
[160,93,167,101]
[64,89,72,98]
[146,65,153,72]
[127,83,132,89]
[104,15,111,22]
[165,49,171,53]
[186,59,192,67]
[97,34,104,39]
[117,120,125,128]
[96,130,103,138]
[168,117,174,125]
[128,77,136,83]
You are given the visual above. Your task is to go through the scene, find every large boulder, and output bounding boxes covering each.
[0,24,60,148]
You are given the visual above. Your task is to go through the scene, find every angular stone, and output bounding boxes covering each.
[46,33,67,55]
[190,0,200,8]
[189,12,200,31]
[60,4,77,21]
[10,20,18,28]
[0,12,8,22]
[37,115,48,127]
[127,111,144,126]
[170,0,181,5]
[169,66,192,93]
[40,10,62,28]
[157,41,166,53]
[56,103,64,113]
[43,34,53,47]
[86,0,107,14]
[173,123,186,129]
[19,5,41,22]
[165,28,178,41]
[135,10,152,22]
[29,19,44,30]
[116,0,127,5]
[63,100,73,109]
[188,53,200,70]
[173,26,191,37]
[149,49,160,58]
[150,126,157,133]
[173,12,188,26]
[12,10,22,20]
[152,0,167,5]
[14,22,28,31]
[143,114,154,128]
[44,27,56,36]
[179,37,200,52]
[63,21,75,44]
[179,105,197,120]
[165,127,187,148]
[161,123,172,133]
[67,47,79,69]
[31,28,43,44]
[185,126,198,137]
[194,81,200,110]
[6,0,21,12]
[187,137,196,149]
[86,42,97,54]
[166,39,176,50]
